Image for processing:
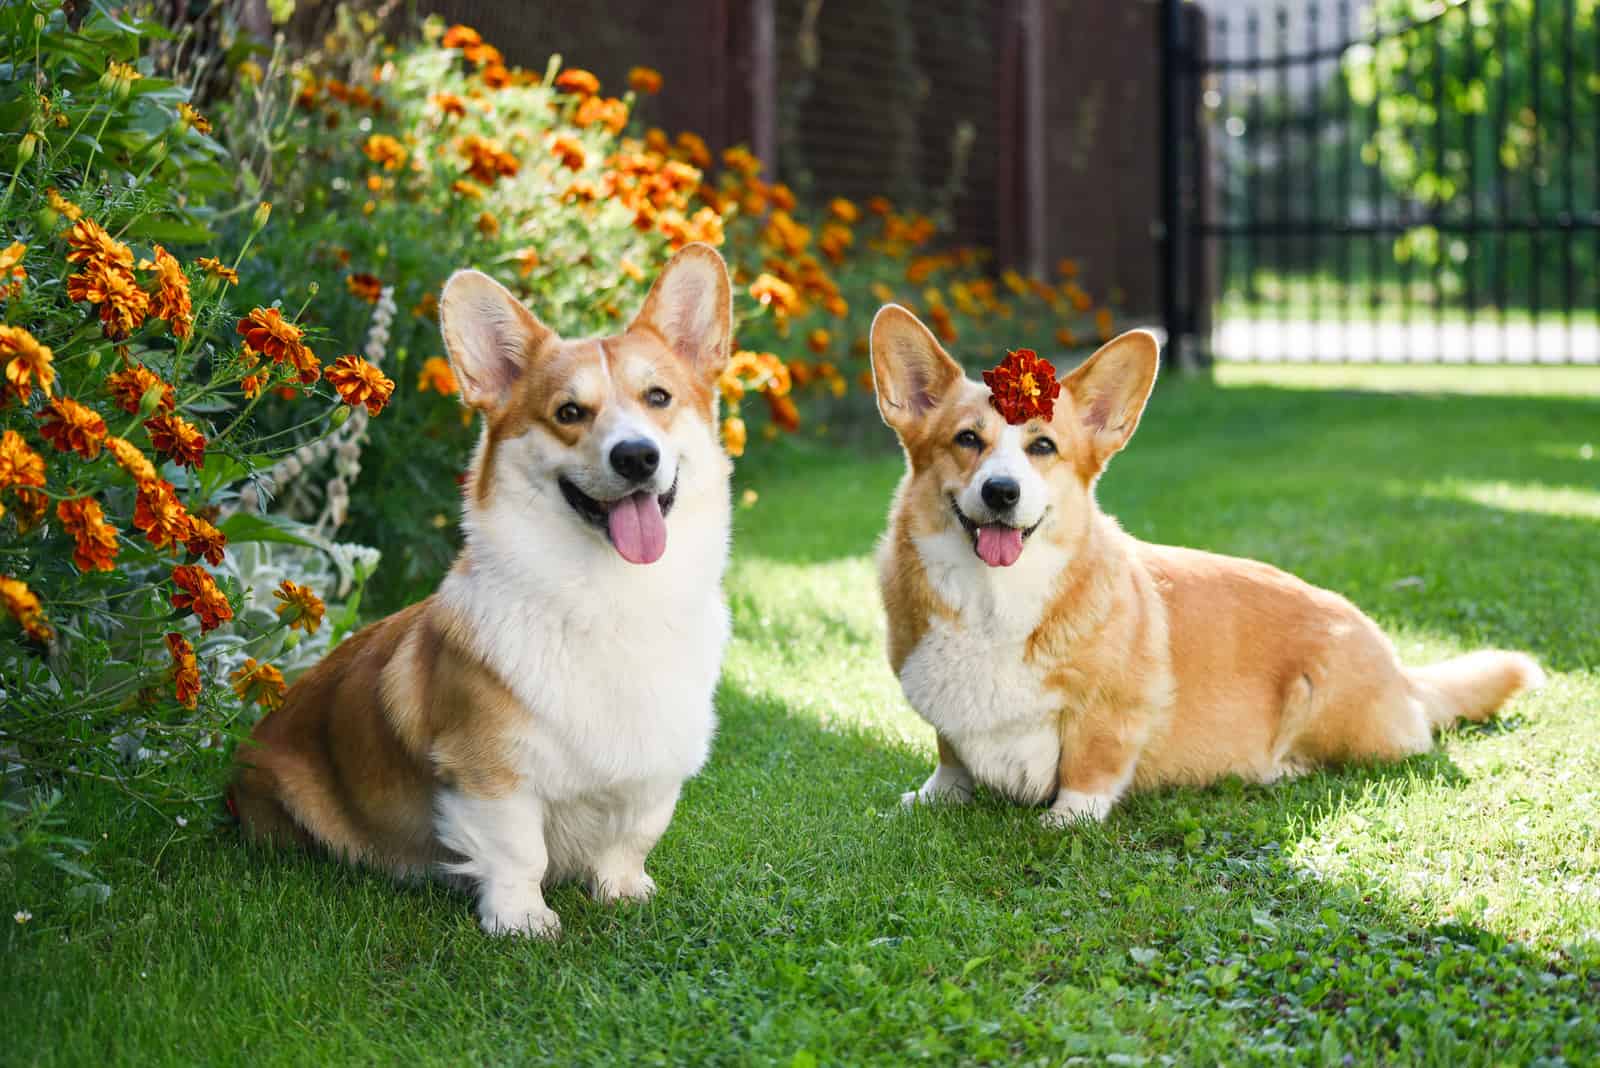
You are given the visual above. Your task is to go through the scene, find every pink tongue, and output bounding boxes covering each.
[607,491,667,565]
[975,524,1024,567]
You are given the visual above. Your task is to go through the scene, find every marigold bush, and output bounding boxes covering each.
[224,14,1115,612]
[0,2,378,878]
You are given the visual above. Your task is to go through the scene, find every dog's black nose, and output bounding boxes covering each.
[610,438,660,483]
[981,477,1021,512]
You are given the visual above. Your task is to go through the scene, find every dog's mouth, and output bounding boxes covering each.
[949,494,1041,569]
[560,473,679,565]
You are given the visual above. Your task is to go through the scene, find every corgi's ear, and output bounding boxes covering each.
[1062,329,1159,473]
[628,242,732,380]
[870,304,964,436]
[439,269,556,411]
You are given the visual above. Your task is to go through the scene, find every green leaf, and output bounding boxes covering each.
[218,513,319,549]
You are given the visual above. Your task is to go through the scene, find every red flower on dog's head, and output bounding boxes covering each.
[982,348,1060,425]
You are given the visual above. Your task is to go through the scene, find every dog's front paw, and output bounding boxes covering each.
[1040,790,1114,828]
[480,903,562,938]
[591,868,657,905]
[900,767,975,809]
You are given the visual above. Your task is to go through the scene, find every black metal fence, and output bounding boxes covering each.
[1161,0,1600,365]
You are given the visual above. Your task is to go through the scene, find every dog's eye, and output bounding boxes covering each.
[555,402,585,425]
[1027,437,1057,456]
[645,387,671,409]
[954,429,982,450]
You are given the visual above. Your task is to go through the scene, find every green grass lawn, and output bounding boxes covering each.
[5,367,1599,1065]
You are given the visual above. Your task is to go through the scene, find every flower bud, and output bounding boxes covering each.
[139,383,166,416]
[251,201,272,230]
[16,132,39,166]
[85,350,102,370]
[147,139,167,164]
[330,405,351,427]
[282,630,301,650]
[306,280,319,297]
[33,12,45,31]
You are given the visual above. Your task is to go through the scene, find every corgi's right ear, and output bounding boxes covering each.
[870,304,964,436]
[439,269,557,410]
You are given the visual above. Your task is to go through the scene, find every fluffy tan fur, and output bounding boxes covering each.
[872,305,1544,824]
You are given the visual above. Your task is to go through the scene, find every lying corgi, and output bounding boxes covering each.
[870,305,1544,826]
[231,244,734,936]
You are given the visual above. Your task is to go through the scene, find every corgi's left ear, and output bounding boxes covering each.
[440,269,558,411]
[1063,329,1160,473]
[628,242,732,380]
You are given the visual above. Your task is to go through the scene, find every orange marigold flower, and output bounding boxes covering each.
[362,133,407,171]
[806,328,831,355]
[766,389,800,433]
[326,355,395,416]
[46,187,83,222]
[184,515,227,565]
[166,632,200,708]
[628,66,663,95]
[145,413,207,468]
[56,495,119,572]
[828,197,859,224]
[66,258,149,339]
[475,210,500,238]
[196,256,239,284]
[1055,326,1078,348]
[238,307,318,383]
[450,178,486,201]
[431,91,468,118]
[2,576,52,643]
[1095,307,1114,341]
[64,218,133,269]
[171,564,232,632]
[554,68,600,96]
[231,658,287,711]
[38,397,107,459]
[104,434,158,484]
[413,291,440,320]
[749,273,800,318]
[722,415,747,457]
[105,363,175,415]
[0,430,47,496]
[458,134,520,184]
[479,63,512,89]
[134,479,194,550]
[769,183,797,213]
[983,348,1061,425]
[0,324,54,402]
[675,131,711,169]
[515,247,541,277]
[722,145,761,176]
[138,246,193,337]
[416,356,459,395]
[574,95,629,134]
[463,41,502,68]
[274,579,325,634]
[0,241,26,283]
[549,133,586,171]
[346,272,382,303]
[441,24,482,50]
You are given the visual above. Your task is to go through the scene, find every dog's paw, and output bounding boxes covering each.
[591,869,657,905]
[478,896,562,939]
[1040,790,1114,828]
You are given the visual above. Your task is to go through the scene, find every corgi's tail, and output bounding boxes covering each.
[1408,650,1546,728]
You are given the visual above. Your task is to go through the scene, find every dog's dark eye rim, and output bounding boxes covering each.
[953,428,982,449]
[1027,436,1057,456]
[555,401,586,425]
[645,387,672,408]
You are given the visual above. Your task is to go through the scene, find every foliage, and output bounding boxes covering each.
[223,13,1115,611]
[1345,0,1600,287]
[0,1,377,847]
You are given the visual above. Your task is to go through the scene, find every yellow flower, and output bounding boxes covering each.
[475,210,500,238]
[38,396,107,459]
[139,245,193,338]
[0,324,54,402]
[105,363,175,414]
[828,197,859,224]
[346,272,382,303]
[362,133,407,171]
[722,416,747,458]
[196,256,238,284]
[0,241,25,283]
[554,69,601,97]
[104,435,157,484]
[178,102,211,134]
[274,579,325,634]
[749,273,800,318]
[46,188,83,222]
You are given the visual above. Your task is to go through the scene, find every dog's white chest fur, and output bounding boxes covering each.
[897,532,1065,805]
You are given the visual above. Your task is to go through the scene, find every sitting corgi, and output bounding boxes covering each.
[869,305,1543,826]
[231,244,735,936]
